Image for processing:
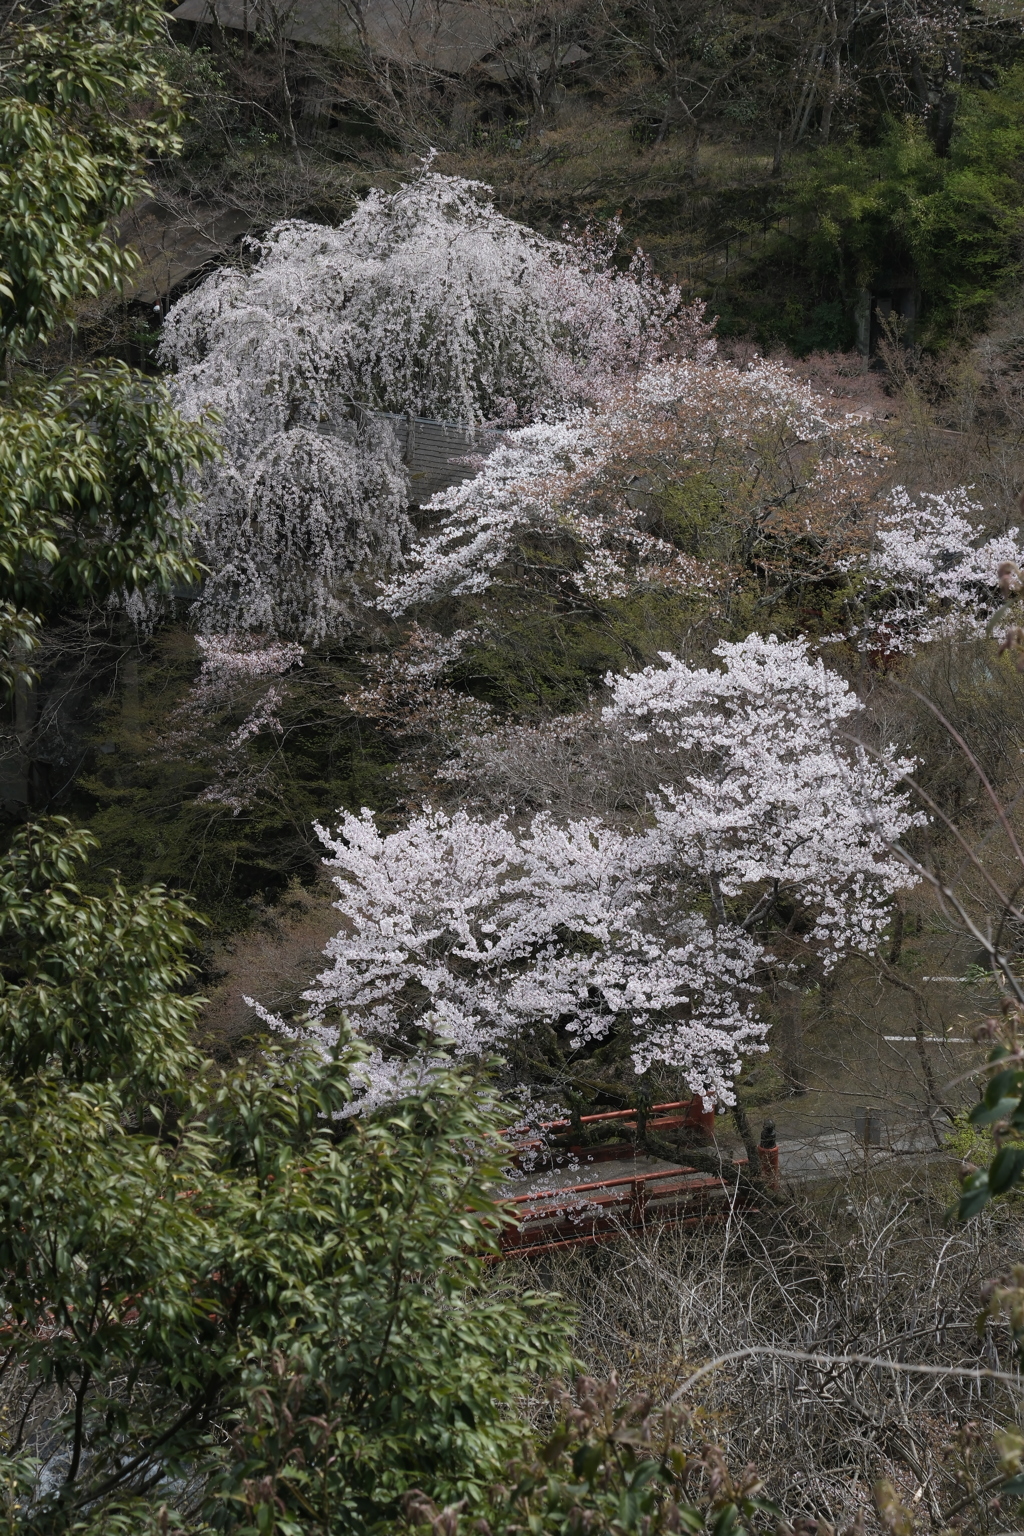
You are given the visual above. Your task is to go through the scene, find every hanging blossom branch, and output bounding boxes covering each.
[184,419,409,645]
[342,624,493,743]
[160,634,303,813]
[294,635,919,1112]
[159,167,711,641]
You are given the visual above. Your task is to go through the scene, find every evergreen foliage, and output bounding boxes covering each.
[0,819,570,1534]
[788,66,1024,343]
[0,0,216,687]
[288,1377,780,1536]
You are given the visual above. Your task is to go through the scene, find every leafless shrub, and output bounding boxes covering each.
[199,880,342,1055]
[492,1174,1024,1532]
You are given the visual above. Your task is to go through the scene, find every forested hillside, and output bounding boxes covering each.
[7,0,1024,1530]
[150,0,1024,350]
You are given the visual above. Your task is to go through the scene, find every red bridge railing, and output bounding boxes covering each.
[496,1099,779,1259]
[508,1098,715,1171]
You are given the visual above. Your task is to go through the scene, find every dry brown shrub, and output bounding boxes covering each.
[492,1175,1024,1532]
[199,881,341,1056]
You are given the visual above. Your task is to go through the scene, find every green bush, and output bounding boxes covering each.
[399,1377,778,1536]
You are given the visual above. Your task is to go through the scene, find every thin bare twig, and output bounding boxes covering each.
[668,1345,1023,1403]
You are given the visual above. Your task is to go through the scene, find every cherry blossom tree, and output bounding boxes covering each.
[304,804,766,1107]
[162,170,710,432]
[378,356,887,615]
[297,635,919,1108]
[381,358,1024,660]
[160,168,710,641]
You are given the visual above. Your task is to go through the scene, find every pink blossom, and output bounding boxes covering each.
[160,169,708,638]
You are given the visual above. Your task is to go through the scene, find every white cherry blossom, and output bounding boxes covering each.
[160,169,709,639]
[304,635,920,1110]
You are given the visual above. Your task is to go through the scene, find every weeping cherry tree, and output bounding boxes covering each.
[160,168,710,642]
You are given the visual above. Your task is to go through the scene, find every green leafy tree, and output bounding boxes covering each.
[0,0,216,687]
[788,66,1024,343]
[0,819,570,1535]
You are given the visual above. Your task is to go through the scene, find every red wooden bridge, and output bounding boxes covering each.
[497,1099,778,1259]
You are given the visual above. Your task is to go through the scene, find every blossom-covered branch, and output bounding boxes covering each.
[303,636,919,1108]
[841,485,1024,653]
[342,624,492,742]
[160,633,303,813]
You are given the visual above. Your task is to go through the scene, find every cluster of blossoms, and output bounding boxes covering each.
[891,0,968,55]
[843,486,1024,653]
[161,634,303,813]
[380,357,885,614]
[161,169,711,641]
[541,217,716,408]
[188,635,303,702]
[342,624,493,743]
[296,635,919,1108]
[305,805,766,1106]
[604,633,919,961]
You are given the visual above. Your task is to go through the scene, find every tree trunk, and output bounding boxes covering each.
[933,47,962,157]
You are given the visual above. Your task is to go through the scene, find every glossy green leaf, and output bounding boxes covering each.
[989,1145,1024,1195]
